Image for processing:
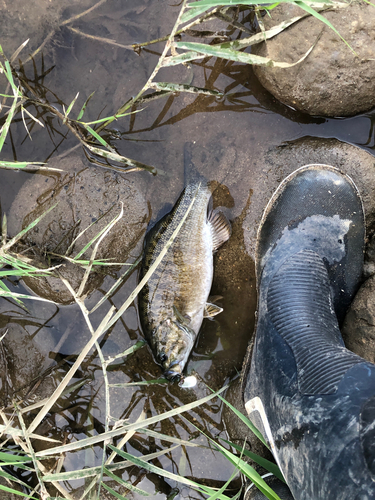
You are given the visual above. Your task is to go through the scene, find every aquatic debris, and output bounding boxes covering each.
[179,375,198,389]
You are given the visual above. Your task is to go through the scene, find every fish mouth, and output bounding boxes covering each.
[164,363,183,383]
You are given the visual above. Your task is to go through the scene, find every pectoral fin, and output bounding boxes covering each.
[208,209,231,252]
[204,302,223,319]
[173,305,191,325]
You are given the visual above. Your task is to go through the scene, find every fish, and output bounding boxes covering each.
[138,178,231,382]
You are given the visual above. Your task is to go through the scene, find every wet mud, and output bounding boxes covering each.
[1,0,375,498]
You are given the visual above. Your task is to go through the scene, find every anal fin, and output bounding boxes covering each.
[204,302,223,319]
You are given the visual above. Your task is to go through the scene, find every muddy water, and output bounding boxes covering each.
[0,0,375,498]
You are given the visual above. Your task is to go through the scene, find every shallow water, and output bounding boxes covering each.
[0,1,375,498]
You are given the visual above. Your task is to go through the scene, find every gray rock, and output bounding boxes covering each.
[342,276,375,363]
[252,2,375,116]
[8,153,148,304]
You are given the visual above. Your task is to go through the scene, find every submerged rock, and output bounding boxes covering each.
[252,2,375,116]
[8,153,149,304]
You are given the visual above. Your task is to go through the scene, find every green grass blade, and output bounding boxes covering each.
[205,465,239,500]
[79,110,141,125]
[220,439,284,481]
[84,124,113,149]
[149,82,222,96]
[64,92,79,118]
[100,483,127,499]
[2,203,58,251]
[294,1,354,53]
[0,484,37,499]
[162,51,205,67]
[174,40,314,67]
[88,256,142,314]
[42,447,178,481]
[4,60,18,92]
[0,290,56,303]
[187,0,330,6]
[0,270,52,277]
[72,218,117,260]
[0,452,31,463]
[0,161,63,171]
[108,446,232,500]
[104,339,146,365]
[0,279,26,309]
[35,386,227,457]
[76,91,95,120]
[216,393,268,447]
[214,13,311,50]
[199,437,280,499]
[0,470,34,491]
[0,92,18,153]
[136,428,201,447]
[183,416,281,500]
[181,5,212,23]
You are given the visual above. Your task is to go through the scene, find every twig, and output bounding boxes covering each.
[67,26,133,50]
[131,6,224,49]
[23,0,110,64]
[26,305,115,435]
[96,0,190,133]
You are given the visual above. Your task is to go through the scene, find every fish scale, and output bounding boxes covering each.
[139,179,231,381]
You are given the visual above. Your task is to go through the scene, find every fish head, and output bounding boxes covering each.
[153,318,195,383]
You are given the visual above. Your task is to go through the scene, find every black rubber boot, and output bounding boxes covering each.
[243,165,375,500]
[245,475,295,500]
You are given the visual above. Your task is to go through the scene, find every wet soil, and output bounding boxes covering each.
[1,1,375,499]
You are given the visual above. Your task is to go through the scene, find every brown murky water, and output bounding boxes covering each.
[0,0,375,498]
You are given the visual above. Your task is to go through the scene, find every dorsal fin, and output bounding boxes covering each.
[208,208,231,252]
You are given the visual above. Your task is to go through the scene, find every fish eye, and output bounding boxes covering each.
[159,352,167,363]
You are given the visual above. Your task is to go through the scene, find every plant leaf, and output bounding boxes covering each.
[174,40,315,67]
[149,81,222,96]
[76,91,95,120]
[181,5,212,23]
[64,92,79,118]
[108,446,232,500]
[294,0,354,53]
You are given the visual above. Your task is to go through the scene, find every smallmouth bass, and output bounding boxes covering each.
[139,179,231,382]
